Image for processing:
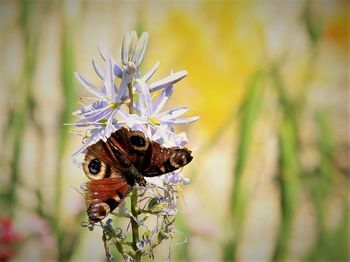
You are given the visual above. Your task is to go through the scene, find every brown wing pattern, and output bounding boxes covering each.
[107,127,193,177]
[143,142,193,177]
[85,177,131,202]
[107,127,150,169]
[83,139,131,180]
[85,177,132,222]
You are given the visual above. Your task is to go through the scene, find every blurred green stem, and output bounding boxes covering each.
[224,71,263,260]
[272,119,299,261]
[130,188,141,261]
[54,2,79,261]
[9,0,38,217]
[270,64,299,261]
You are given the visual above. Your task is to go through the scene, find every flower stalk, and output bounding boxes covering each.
[71,31,198,261]
[128,74,141,261]
[130,188,141,261]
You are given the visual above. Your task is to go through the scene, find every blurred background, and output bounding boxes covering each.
[0,0,349,261]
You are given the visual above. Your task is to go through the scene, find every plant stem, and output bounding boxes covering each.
[130,188,141,261]
[127,77,141,261]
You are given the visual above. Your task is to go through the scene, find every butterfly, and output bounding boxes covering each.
[82,127,193,223]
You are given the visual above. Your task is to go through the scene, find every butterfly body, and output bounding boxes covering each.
[82,127,193,223]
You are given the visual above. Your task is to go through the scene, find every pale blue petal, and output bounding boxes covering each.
[114,63,123,78]
[135,79,152,117]
[92,58,104,79]
[130,124,148,134]
[121,31,131,65]
[132,32,148,66]
[150,124,170,141]
[128,31,138,62]
[174,132,188,146]
[163,172,183,184]
[149,71,187,92]
[133,99,142,115]
[153,85,175,114]
[72,100,107,116]
[162,131,188,147]
[156,106,189,121]
[97,46,122,78]
[71,125,108,167]
[119,109,147,128]
[161,116,199,125]
[136,67,141,79]
[141,61,159,82]
[98,43,108,61]
[118,63,136,99]
[77,107,113,124]
[103,55,115,100]
[76,104,110,119]
[103,109,119,138]
[75,72,107,101]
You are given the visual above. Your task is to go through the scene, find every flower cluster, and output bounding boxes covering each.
[72,31,198,261]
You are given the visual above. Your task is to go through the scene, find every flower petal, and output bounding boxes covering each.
[103,55,115,100]
[76,104,111,119]
[98,43,108,61]
[135,79,152,117]
[149,71,187,92]
[161,116,199,125]
[114,63,123,78]
[121,31,131,65]
[119,109,148,127]
[128,31,138,62]
[156,106,190,121]
[71,127,105,167]
[153,85,175,114]
[132,32,149,66]
[103,109,120,138]
[75,72,107,101]
[92,58,104,79]
[118,62,136,99]
[162,172,184,184]
[141,61,160,82]
[76,107,113,124]
[72,100,108,116]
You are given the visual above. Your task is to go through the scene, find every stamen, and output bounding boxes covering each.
[149,116,160,125]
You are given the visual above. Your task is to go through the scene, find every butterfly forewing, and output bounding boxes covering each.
[83,140,131,180]
[107,127,150,169]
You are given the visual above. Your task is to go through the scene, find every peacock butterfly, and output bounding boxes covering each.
[82,127,193,223]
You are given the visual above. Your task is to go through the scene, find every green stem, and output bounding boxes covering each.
[127,77,141,261]
[130,188,141,261]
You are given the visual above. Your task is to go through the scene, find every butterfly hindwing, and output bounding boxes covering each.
[142,141,193,177]
[85,177,132,222]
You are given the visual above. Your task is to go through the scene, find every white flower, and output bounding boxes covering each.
[120,78,199,141]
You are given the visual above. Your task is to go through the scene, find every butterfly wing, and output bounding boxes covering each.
[107,127,193,177]
[85,177,132,222]
[83,139,132,181]
[142,142,193,177]
[107,127,150,169]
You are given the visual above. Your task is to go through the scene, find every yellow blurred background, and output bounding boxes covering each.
[0,0,348,261]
